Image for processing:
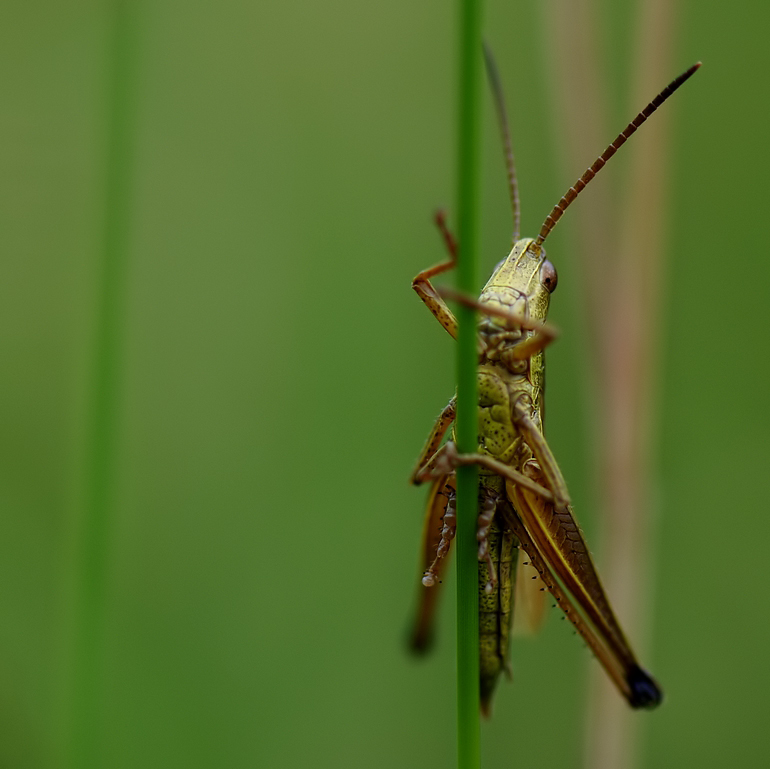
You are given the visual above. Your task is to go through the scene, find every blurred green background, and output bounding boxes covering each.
[1,1,769,767]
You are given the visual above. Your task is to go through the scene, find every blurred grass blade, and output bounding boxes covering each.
[69,1,139,766]
[584,1,679,767]
[541,0,679,766]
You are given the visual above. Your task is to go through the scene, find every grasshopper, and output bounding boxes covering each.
[409,51,700,715]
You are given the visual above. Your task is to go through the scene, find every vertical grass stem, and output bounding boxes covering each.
[69,2,137,766]
[455,0,483,766]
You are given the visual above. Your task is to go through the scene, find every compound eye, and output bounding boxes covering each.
[541,260,558,293]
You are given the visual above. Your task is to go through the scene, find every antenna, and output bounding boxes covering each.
[483,43,521,243]
[535,62,701,248]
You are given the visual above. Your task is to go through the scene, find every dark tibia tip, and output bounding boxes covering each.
[626,665,663,709]
[408,628,434,655]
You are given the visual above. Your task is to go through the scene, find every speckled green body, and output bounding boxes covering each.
[453,237,553,706]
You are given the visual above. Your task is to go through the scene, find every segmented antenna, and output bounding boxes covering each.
[535,62,701,248]
[483,43,521,243]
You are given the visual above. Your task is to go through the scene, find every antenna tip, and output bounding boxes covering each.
[685,62,702,78]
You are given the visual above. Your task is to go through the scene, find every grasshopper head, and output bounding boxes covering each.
[481,238,558,323]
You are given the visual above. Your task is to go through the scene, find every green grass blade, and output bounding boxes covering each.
[455,0,483,765]
[68,2,138,766]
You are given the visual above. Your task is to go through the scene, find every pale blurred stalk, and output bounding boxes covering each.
[541,1,677,768]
